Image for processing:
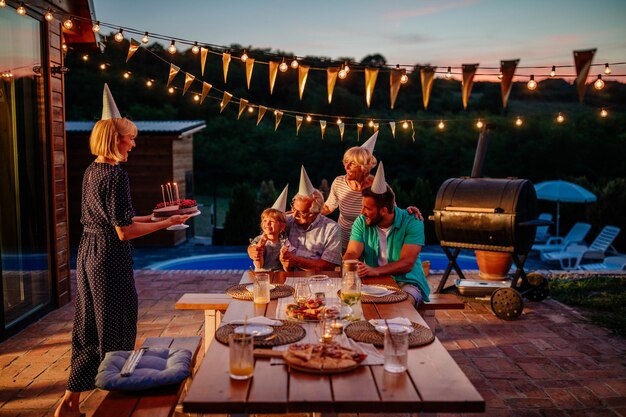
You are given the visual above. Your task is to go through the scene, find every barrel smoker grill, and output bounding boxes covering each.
[430,177,550,320]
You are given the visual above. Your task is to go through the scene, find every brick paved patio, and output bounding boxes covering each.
[0,270,624,417]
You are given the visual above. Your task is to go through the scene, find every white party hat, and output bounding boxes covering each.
[272,185,289,212]
[298,166,315,196]
[371,161,387,194]
[101,83,121,120]
[360,131,378,153]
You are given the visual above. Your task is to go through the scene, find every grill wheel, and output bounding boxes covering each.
[490,288,524,320]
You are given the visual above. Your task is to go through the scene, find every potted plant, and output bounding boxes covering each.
[474,250,513,280]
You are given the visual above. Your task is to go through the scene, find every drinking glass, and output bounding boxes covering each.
[229,333,254,380]
[293,282,311,304]
[383,329,409,373]
[253,273,271,304]
[308,275,333,300]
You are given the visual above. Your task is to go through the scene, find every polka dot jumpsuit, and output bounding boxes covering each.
[67,162,137,392]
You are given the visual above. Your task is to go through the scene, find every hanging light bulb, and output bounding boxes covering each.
[306,115,312,122]
[17,3,26,15]
[63,17,73,30]
[123,72,130,79]
[114,29,124,42]
[279,59,288,72]
[99,63,107,70]
[497,72,503,80]
[600,108,608,118]
[515,116,523,127]
[594,74,604,90]
[141,32,149,44]
[344,62,350,73]
[476,120,484,129]
[248,106,254,113]
[550,65,556,77]
[241,50,248,62]
[336,118,342,125]
[527,75,537,90]
[402,121,409,129]
[146,80,153,87]
[556,113,565,123]
[192,42,200,54]
[291,57,299,69]
[400,70,409,84]
[438,120,445,130]
[604,63,612,75]
[61,43,67,52]
[338,67,347,79]
[193,94,200,102]
[44,9,53,21]
[168,87,175,94]
[368,120,375,128]
[82,54,88,61]
[445,66,453,79]
[168,40,177,54]
[92,21,100,32]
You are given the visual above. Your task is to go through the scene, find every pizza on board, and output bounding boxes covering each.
[284,342,367,371]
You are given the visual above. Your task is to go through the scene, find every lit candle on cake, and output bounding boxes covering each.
[174,182,180,202]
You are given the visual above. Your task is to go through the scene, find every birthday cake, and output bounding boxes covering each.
[152,199,199,218]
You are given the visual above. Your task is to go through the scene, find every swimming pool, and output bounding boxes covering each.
[147,252,478,271]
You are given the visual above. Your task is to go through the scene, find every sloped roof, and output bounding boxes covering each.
[66,120,207,135]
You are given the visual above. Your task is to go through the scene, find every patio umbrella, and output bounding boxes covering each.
[534,180,597,236]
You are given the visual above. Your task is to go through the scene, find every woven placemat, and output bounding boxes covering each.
[214,321,306,347]
[226,284,294,301]
[338,285,409,304]
[344,321,435,348]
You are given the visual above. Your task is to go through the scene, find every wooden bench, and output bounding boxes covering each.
[417,293,465,330]
[175,293,231,351]
[93,336,201,417]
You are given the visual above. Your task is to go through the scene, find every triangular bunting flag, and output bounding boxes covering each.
[295,115,303,136]
[167,63,180,87]
[327,67,339,104]
[298,65,310,100]
[222,52,231,83]
[389,121,396,138]
[461,64,479,109]
[338,122,345,141]
[269,61,278,94]
[200,82,212,104]
[499,60,519,109]
[275,110,283,131]
[200,47,208,76]
[220,91,232,113]
[420,66,436,110]
[357,123,363,141]
[257,106,267,125]
[238,99,248,119]
[126,38,141,63]
[183,73,195,95]
[245,58,255,89]
[320,120,327,139]
[573,48,596,102]
[389,68,402,109]
[365,67,379,108]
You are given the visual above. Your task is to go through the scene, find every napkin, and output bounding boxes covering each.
[225,316,282,326]
[368,317,412,327]
[345,337,384,365]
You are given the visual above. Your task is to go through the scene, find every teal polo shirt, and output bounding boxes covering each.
[349,206,430,302]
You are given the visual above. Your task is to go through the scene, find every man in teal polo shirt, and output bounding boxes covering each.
[343,162,429,306]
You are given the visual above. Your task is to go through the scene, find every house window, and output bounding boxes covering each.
[0,8,51,335]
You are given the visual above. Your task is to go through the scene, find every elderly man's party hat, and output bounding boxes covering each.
[271,185,289,212]
[101,83,121,120]
[371,161,387,194]
[298,166,315,196]
[360,131,378,153]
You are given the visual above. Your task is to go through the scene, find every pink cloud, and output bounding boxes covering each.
[384,0,481,20]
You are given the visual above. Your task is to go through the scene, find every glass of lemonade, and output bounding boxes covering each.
[229,333,254,379]
[253,273,271,304]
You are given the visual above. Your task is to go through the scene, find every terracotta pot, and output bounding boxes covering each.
[421,260,430,277]
[474,250,513,280]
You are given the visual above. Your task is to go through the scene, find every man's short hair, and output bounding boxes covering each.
[362,186,395,212]
[292,189,324,213]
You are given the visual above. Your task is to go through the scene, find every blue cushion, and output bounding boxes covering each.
[95,348,192,391]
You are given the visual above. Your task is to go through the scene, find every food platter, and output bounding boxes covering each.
[282,342,367,374]
[284,299,325,321]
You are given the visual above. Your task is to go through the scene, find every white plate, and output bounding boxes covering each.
[374,323,414,334]
[246,284,276,292]
[233,325,273,337]
[361,285,389,296]
[152,210,201,222]
[166,224,189,231]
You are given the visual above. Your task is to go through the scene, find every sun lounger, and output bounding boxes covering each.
[533,213,553,243]
[543,225,621,270]
[579,256,626,271]
[533,222,591,258]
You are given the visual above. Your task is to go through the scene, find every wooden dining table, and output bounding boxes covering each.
[182,270,484,414]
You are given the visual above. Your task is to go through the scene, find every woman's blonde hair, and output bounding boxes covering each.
[342,147,377,171]
[89,118,138,162]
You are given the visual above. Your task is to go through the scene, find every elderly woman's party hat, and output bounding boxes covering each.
[360,131,378,153]
[101,83,121,120]
[371,161,387,194]
[272,185,289,212]
[298,166,316,196]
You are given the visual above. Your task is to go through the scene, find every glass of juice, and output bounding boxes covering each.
[229,333,254,380]
[253,273,271,304]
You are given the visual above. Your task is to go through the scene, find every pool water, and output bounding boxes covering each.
[147,252,478,271]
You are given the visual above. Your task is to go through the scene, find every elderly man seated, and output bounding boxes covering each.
[249,166,341,271]
[343,162,429,307]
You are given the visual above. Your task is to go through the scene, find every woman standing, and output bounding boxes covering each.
[55,85,191,417]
